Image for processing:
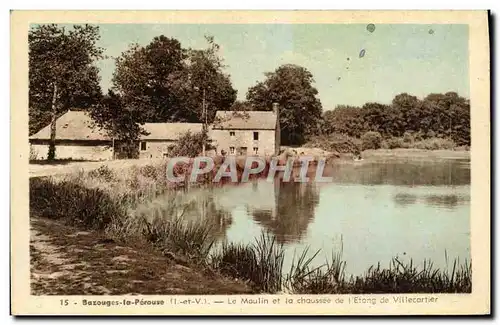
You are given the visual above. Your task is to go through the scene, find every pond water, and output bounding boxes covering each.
[152,157,471,276]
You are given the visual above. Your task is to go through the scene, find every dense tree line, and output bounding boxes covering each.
[29,24,470,159]
[322,92,470,146]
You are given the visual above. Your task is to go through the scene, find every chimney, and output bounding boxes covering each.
[272,102,279,115]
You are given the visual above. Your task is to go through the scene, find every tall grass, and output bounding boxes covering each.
[30,163,472,294]
[211,232,285,293]
[346,257,471,293]
[285,242,346,294]
[29,177,127,230]
[210,233,471,294]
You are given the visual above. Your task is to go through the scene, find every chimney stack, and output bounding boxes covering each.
[272,102,279,115]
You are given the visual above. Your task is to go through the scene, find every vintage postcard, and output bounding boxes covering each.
[11,10,490,315]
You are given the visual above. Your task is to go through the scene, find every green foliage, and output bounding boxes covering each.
[211,232,285,293]
[141,216,215,262]
[29,146,38,161]
[88,165,116,182]
[385,137,406,149]
[167,131,209,158]
[139,165,159,180]
[111,35,236,125]
[305,133,361,153]
[323,105,364,137]
[361,131,383,150]
[89,90,145,143]
[29,24,103,135]
[414,138,456,150]
[322,92,470,147]
[30,177,125,230]
[402,131,415,144]
[246,64,323,145]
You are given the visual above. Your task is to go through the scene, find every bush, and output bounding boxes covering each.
[167,131,209,158]
[29,145,38,161]
[30,177,126,230]
[386,137,405,149]
[414,138,456,150]
[305,133,361,154]
[88,165,115,182]
[361,131,383,150]
[139,165,158,180]
[402,132,414,144]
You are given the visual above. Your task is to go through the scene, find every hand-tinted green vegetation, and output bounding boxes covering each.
[315,92,470,153]
[29,162,472,294]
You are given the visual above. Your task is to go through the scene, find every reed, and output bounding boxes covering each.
[30,164,472,294]
[211,232,285,293]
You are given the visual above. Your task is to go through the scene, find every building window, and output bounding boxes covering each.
[253,147,258,155]
[230,131,235,137]
[229,147,235,155]
[253,132,259,141]
[240,147,247,155]
[140,141,147,151]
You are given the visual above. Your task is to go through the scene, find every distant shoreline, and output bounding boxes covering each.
[357,149,470,160]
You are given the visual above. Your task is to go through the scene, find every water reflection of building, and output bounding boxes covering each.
[250,180,320,244]
[180,193,232,242]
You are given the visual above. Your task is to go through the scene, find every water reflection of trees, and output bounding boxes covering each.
[392,192,469,209]
[330,160,470,186]
[423,194,468,209]
[185,194,232,242]
[393,193,418,207]
[251,181,320,244]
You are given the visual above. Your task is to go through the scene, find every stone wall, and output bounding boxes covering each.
[138,140,175,159]
[30,142,113,161]
[210,129,276,156]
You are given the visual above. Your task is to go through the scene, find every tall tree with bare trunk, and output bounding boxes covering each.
[29,24,103,160]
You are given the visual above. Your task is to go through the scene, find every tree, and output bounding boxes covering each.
[179,36,237,124]
[390,93,420,136]
[423,92,470,145]
[361,102,392,136]
[323,105,365,137]
[29,24,104,160]
[112,36,186,123]
[246,64,323,145]
[111,35,236,125]
[89,90,144,142]
[230,100,253,111]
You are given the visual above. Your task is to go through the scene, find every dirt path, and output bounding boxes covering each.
[30,217,252,295]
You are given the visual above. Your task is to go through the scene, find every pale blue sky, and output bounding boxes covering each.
[92,23,469,110]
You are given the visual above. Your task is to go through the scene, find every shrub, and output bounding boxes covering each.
[361,131,382,150]
[305,133,361,154]
[88,165,115,182]
[139,165,158,180]
[29,145,38,161]
[402,132,414,144]
[167,131,210,158]
[30,177,126,230]
[386,137,405,149]
[414,138,456,150]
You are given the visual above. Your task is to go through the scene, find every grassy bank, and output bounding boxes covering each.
[29,161,472,294]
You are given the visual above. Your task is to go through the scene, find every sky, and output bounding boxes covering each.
[92,23,469,110]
